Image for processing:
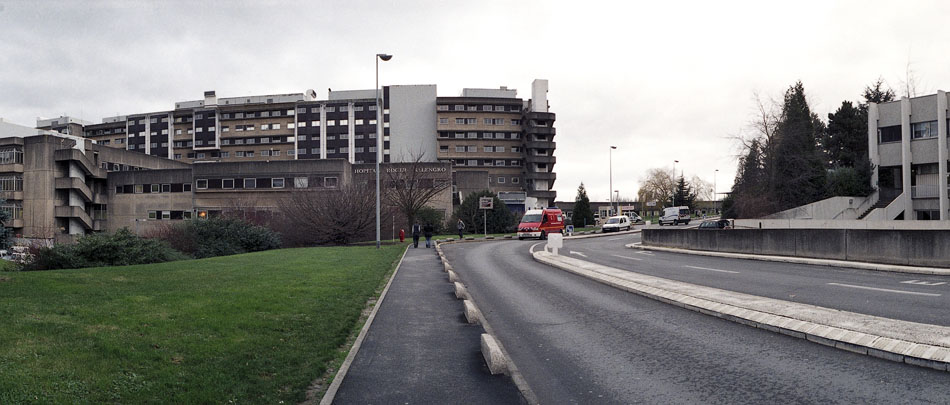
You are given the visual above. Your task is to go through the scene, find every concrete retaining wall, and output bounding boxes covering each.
[643,228,950,268]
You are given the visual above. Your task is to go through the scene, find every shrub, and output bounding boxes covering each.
[26,229,188,270]
[152,217,282,258]
[415,206,446,235]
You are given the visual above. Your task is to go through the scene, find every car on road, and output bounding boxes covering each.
[658,206,691,226]
[698,219,732,229]
[518,208,565,240]
[602,215,632,232]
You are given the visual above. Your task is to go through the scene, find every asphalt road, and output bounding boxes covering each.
[567,231,950,327]
[441,239,949,404]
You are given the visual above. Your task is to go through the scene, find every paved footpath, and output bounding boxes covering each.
[331,246,524,404]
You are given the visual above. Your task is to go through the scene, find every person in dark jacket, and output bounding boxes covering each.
[423,222,434,248]
[411,222,421,248]
[457,219,465,239]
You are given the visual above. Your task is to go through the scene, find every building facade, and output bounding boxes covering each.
[869,92,950,220]
[40,80,555,212]
[0,121,451,243]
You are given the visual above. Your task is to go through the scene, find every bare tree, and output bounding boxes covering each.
[690,175,714,201]
[637,168,676,207]
[384,152,451,226]
[276,184,377,245]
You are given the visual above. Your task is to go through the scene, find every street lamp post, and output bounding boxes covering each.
[714,169,719,214]
[614,190,619,215]
[609,146,617,216]
[375,53,392,249]
[672,159,679,206]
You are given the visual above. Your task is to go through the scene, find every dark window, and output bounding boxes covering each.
[123,184,134,193]
[171,183,184,193]
[878,125,901,143]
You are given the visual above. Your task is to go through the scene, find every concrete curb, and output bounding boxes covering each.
[627,242,950,276]
[318,246,411,405]
[564,228,641,240]
[435,239,540,405]
[480,334,509,375]
[532,251,950,372]
[463,300,482,324]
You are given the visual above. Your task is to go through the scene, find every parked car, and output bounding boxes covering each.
[658,206,691,226]
[602,215,632,232]
[698,219,731,229]
[518,208,565,240]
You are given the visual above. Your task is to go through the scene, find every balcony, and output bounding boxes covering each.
[527,189,557,199]
[525,140,556,150]
[524,111,556,121]
[526,171,557,181]
[0,191,23,201]
[525,126,556,136]
[54,205,93,230]
[54,177,93,202]
[525,155,556,164]
[911,184,938,199]
[54,149,105,179]
[0,163,24,173]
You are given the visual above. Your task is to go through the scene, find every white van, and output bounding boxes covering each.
[602,215,632,232]
[658,206,691,226]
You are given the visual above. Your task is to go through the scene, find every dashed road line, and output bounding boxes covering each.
[683,265,739,274]
[827,282,941,297]
[610,254,642,261]
[608,237,628,241]
[901,280,947,286]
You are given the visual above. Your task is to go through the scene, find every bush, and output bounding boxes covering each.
[151,217,282,258]
[415,206,446,234]
[26,229,188,270]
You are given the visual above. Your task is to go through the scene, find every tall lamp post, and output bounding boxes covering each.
[375,53,392,249]
[609,146,617,216]
[714,169,719,214]
[672,159,679,205]
[614,190,619,215]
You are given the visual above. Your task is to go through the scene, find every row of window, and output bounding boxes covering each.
[147,210,193,220]
[879,121,950,143]
[195,176,336,190]
[437,104,520,112]
[442,118,520,126]
[0,148,23,165]
[488,176,521,184]
[444,145,519,153]
[439,132,521,140]
[115,183,193,194]
[454,159,522,167]
[86,127,126,136]
[221,110,294,119]
[0,176,24,192]
[296,105,379,114]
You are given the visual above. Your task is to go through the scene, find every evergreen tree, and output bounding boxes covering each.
[860,78,896,113]
[451,191,516,234]
[572,183,595,227]
[770,81,828,211]
[672,176,696,207]
[824,101,865,168]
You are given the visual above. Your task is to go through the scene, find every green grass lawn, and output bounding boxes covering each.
[0,245,406,404]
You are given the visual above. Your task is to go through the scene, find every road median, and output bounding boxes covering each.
[532,250,950,372]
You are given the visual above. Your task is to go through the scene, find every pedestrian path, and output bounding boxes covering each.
[330,246,523,404]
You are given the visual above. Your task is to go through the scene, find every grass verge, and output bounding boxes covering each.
[0,245,406,404]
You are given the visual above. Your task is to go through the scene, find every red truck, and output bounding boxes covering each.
[517,208,565,240]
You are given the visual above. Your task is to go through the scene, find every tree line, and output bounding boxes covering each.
[722,79,895,219]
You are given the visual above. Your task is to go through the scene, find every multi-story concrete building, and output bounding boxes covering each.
[869,92,950,220]
[436,79,557,209]
[0,121,452,243]
[38,80,555,212]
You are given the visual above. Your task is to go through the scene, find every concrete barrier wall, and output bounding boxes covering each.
[642,228,950,268]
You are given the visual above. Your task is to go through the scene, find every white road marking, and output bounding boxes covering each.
[569,251,588,258]
[683,265,739,274]
[608,237,627,241]
[901,280,947,286]
[529,242,542,254]
[827,282,941,297]
[636,251,654,255]
[611,254,642,261]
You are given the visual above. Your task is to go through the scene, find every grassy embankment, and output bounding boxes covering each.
[0,244,405,403]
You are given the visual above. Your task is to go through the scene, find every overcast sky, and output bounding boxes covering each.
[3,0,950,202]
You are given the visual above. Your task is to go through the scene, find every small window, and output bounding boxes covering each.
[245,178,257,189]
[161,184,171,193]
[223,179,235,189]
[272,178,285,188]
[134,184,144,194]
[497,177,506,184]
[294,177,308,188]
[196,179,208,190]
[183,183,192,192]
[162,211,171,220]
[148,211,157,220]
[324,177,338,188]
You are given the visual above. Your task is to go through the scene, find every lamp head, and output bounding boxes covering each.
[377,53,393,61]
[610,146,617,149]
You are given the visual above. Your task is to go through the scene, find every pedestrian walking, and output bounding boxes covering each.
[411,222,421,248]
[423,222,434,248]
[457,219,465,239]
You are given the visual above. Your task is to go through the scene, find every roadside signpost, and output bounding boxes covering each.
[546,232,563,255]
[479,197,493,236]
[566,224,574,236]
